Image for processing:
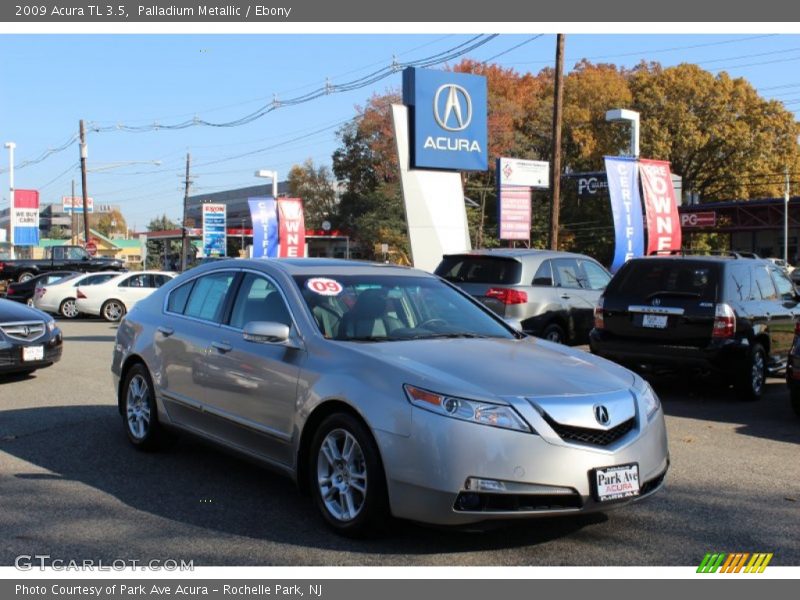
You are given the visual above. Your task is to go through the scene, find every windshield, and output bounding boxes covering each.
[293,275,517,342]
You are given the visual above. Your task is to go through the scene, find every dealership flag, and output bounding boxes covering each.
[248,197,278,259]
[13,189,40,246]
[277,198,306,258]
[639,159,682,255]
[604,157,644,272]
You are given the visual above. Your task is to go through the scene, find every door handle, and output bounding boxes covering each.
[157,326,174,337]
[560,293,571,299]
[211,341,233,353]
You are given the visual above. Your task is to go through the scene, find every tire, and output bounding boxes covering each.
[121,363,171,451]
[791,388,800,418]
[736,343,766,401]
[308,412,390,538]
[59,298,79,319]
[542,322,567,345]
[101,299,126,322]
[18,272,34,283]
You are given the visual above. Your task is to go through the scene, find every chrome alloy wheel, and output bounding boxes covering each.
[126,374,151,440]
[103,301,124,321]
[751,348,765,396]
[316,428,368,522]
[61,299,79,318]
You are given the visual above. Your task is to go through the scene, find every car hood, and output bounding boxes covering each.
[344,336,635,399]
[0,298,49,322]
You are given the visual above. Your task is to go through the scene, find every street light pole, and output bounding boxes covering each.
[255,170,279,198]
[4,142,15,246]
[785,166,790,264]
[605,109,640,158]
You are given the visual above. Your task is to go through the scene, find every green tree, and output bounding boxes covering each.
[91,209,128,238]
[48,225,70,240]
[287,159,338,229]
[145,215,180,270]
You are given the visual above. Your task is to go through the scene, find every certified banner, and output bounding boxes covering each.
[639,159,682,255]
[604,157,644,273]
[202,203,227,257]
[277,198,306,258]
[13,189,40,246]
[248,197,278,259]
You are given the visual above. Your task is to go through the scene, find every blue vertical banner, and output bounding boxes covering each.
[248,197,279,258]
[604,156,644,273]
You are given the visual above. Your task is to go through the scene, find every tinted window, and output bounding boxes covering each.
[67,247,87,260]
[610,260,720,302]
[229,274,291,329]
[153,274,172,287]
[120,274,149,288]
[435,256,522,285]
[579,260,611,291]
[726,265,753,302]
[770,267,795,300]
[553,258,584,289]
[167,280,195,315]
[532,260,553,286]
[183,272,236,322]
[81,273,115,286]
[754,266,777,300]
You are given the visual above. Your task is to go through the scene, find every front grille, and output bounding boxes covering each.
[544,415,636,447]
[0,321,45,342]
[454,492,583,512]
[640,471,667,496]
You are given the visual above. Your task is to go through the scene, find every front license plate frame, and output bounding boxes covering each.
[22,346,45,362]
[593,463,640,502]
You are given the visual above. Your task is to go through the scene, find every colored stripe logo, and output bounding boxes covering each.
[697,552,773,573]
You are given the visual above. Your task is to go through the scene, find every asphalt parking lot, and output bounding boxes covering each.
[1,319,799,566]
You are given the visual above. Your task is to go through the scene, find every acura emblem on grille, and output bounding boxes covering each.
[22,326,30,337]
[594,405,610,425]
[652,298,661,306]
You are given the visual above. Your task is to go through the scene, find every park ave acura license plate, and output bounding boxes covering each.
[642,314,668,328]
[22,346,44,362]
[594,463,640,502]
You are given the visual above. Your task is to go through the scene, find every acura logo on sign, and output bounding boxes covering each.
[594,405,610,426]
[433,84,472,131]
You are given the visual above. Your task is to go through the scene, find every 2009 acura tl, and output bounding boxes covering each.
[112,259,669,536]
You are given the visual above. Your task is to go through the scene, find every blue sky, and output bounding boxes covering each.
[1,33,800,229]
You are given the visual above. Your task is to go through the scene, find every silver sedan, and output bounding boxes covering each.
[112,259,669,537]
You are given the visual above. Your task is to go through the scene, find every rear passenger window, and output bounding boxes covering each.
[183,272,236,322]
[754,267,778,300]
[532,260,553,286]
[167,280,195,314]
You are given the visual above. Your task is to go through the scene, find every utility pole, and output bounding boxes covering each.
[785,166,790,264]
[4,142,15,247]
[180,152,191,272]
[79,120,90,245]
[71,179,77,242]
[549,34,565,251]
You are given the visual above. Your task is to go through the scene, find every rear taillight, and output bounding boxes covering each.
[6,284,15,294]
[594,297,605,330]
[712,303,736,338]
[0,261,4,272]
[485,287,528,305]
[76,289,87,299]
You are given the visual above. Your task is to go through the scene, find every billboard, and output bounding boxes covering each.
[248,197,278,259]
[13,189,40,246]
[277,198,306,258]
[498,157,549,188]
[639,159,682,254]
[604,157,644,272]
[402,67,487,171]
[62,196,94,213]
[202,203,227,257]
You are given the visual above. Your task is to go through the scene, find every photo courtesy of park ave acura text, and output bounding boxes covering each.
[0,28,798,570]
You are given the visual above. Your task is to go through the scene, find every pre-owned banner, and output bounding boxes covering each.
[13,189,40,246]
[604,157,644,273]
[248,197,278,259]
[277,198,306,258]
[202,203,227,257]
[639,159,682,255]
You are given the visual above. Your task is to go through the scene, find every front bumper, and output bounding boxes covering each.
[376,402,669,526]
[0,331,63,373]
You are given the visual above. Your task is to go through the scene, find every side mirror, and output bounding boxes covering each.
[243,321,291,344]
[504,317,524,331]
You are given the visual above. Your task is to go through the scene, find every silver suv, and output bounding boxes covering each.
[435,249,611,344]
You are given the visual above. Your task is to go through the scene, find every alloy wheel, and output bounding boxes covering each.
[61,299,79,318]
[104,301,124,321]
[126,374,151,440]
[751,349,765,396]
[316,428,368,522]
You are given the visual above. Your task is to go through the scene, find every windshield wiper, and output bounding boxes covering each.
[646,290,701,299]
[343,336,403,342]
[407,332,492,340]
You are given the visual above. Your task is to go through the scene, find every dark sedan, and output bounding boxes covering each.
[3,271,79,306]
[0,299,63,376]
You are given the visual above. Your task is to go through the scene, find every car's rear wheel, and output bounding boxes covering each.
[102,299,126,322]
[59,298,79,319]
[18,272,34,283]
[542,323,567,344]
[309,413,389,537]
[736,343,766,401]
[121,363,170,451]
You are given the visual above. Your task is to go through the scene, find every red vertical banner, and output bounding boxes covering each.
[639,159,682,255]
[277,198,306,258]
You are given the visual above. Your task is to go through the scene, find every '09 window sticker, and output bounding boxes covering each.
[306,277,343,296]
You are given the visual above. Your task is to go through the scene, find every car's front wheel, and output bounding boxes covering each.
[309,413,389,537]
[736,343,766,401]
[121,363,170,450]
[102,299,126,322]
[542,322,567,344]
[59,298,79,319]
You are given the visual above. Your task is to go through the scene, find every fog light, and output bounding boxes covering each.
[465,477,507,492]
[456,492,482,511]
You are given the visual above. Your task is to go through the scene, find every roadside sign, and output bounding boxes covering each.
[85,241,97,256]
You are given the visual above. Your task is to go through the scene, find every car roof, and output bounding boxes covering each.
[195,257,433,278]
[442,248,592,261]
[627,255,770,266]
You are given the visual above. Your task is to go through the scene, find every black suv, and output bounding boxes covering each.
[590,254,800,400]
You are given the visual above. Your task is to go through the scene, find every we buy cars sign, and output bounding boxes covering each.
[639,159,682,254]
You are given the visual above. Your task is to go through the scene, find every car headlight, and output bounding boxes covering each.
[46,319,56,333]
[404,384,531,432]
[634,379,660,419]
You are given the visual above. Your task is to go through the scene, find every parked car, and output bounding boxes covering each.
[785,322,800,417]
[76,271,176,322]
[590,254,800,400]
[434,249,612,344]
[0,245,125,283]
[34,271,120,318]
[3,271,79,306]
[112,258,668,537]
[0,298,62,376]
[766,257,794,276]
